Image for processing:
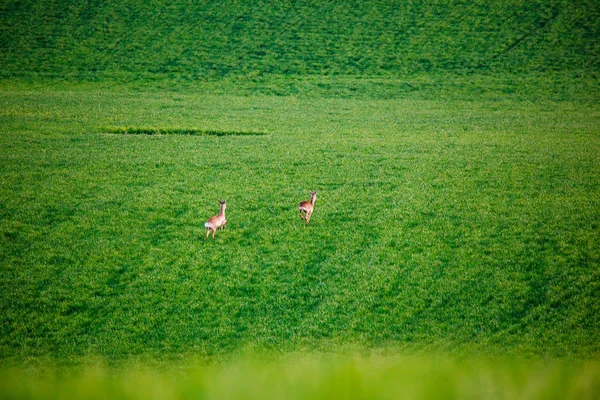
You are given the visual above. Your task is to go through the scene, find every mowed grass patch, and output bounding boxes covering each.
[102,127,267,136]
[0,85,599,364]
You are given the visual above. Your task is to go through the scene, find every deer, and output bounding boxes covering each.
[205,200,227,238]
[298,191,317,224]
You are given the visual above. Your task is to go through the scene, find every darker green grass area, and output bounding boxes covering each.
[101,127,267,136]
[1,0,598,82]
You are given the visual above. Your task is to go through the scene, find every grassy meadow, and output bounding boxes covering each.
[1,0,600,398]
[1,81,599,396]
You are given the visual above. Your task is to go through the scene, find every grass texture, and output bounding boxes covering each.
[1,354,599,400]
[0,0,599,395]
[1,85,599,365]
[1,0,599,81]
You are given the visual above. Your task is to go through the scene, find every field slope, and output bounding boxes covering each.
[1,0,599,81]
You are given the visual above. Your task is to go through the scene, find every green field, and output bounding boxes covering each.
[1,0,599,398]
[2,354,600,400]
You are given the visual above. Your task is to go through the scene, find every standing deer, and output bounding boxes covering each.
[205,200,227,238]
[298,191,317,224]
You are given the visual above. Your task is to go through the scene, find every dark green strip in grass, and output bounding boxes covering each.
[101,127,267,136]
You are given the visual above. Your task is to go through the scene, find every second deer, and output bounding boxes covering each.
[205,200,227,238]
[298,191,317,224]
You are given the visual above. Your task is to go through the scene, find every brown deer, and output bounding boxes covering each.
[205,200,227,238]
[298,191,317,224]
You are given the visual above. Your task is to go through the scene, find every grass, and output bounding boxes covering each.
[1,83,599,365]
[1,0,599,395]
[1,354,599,400]
[1,0,598,80]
